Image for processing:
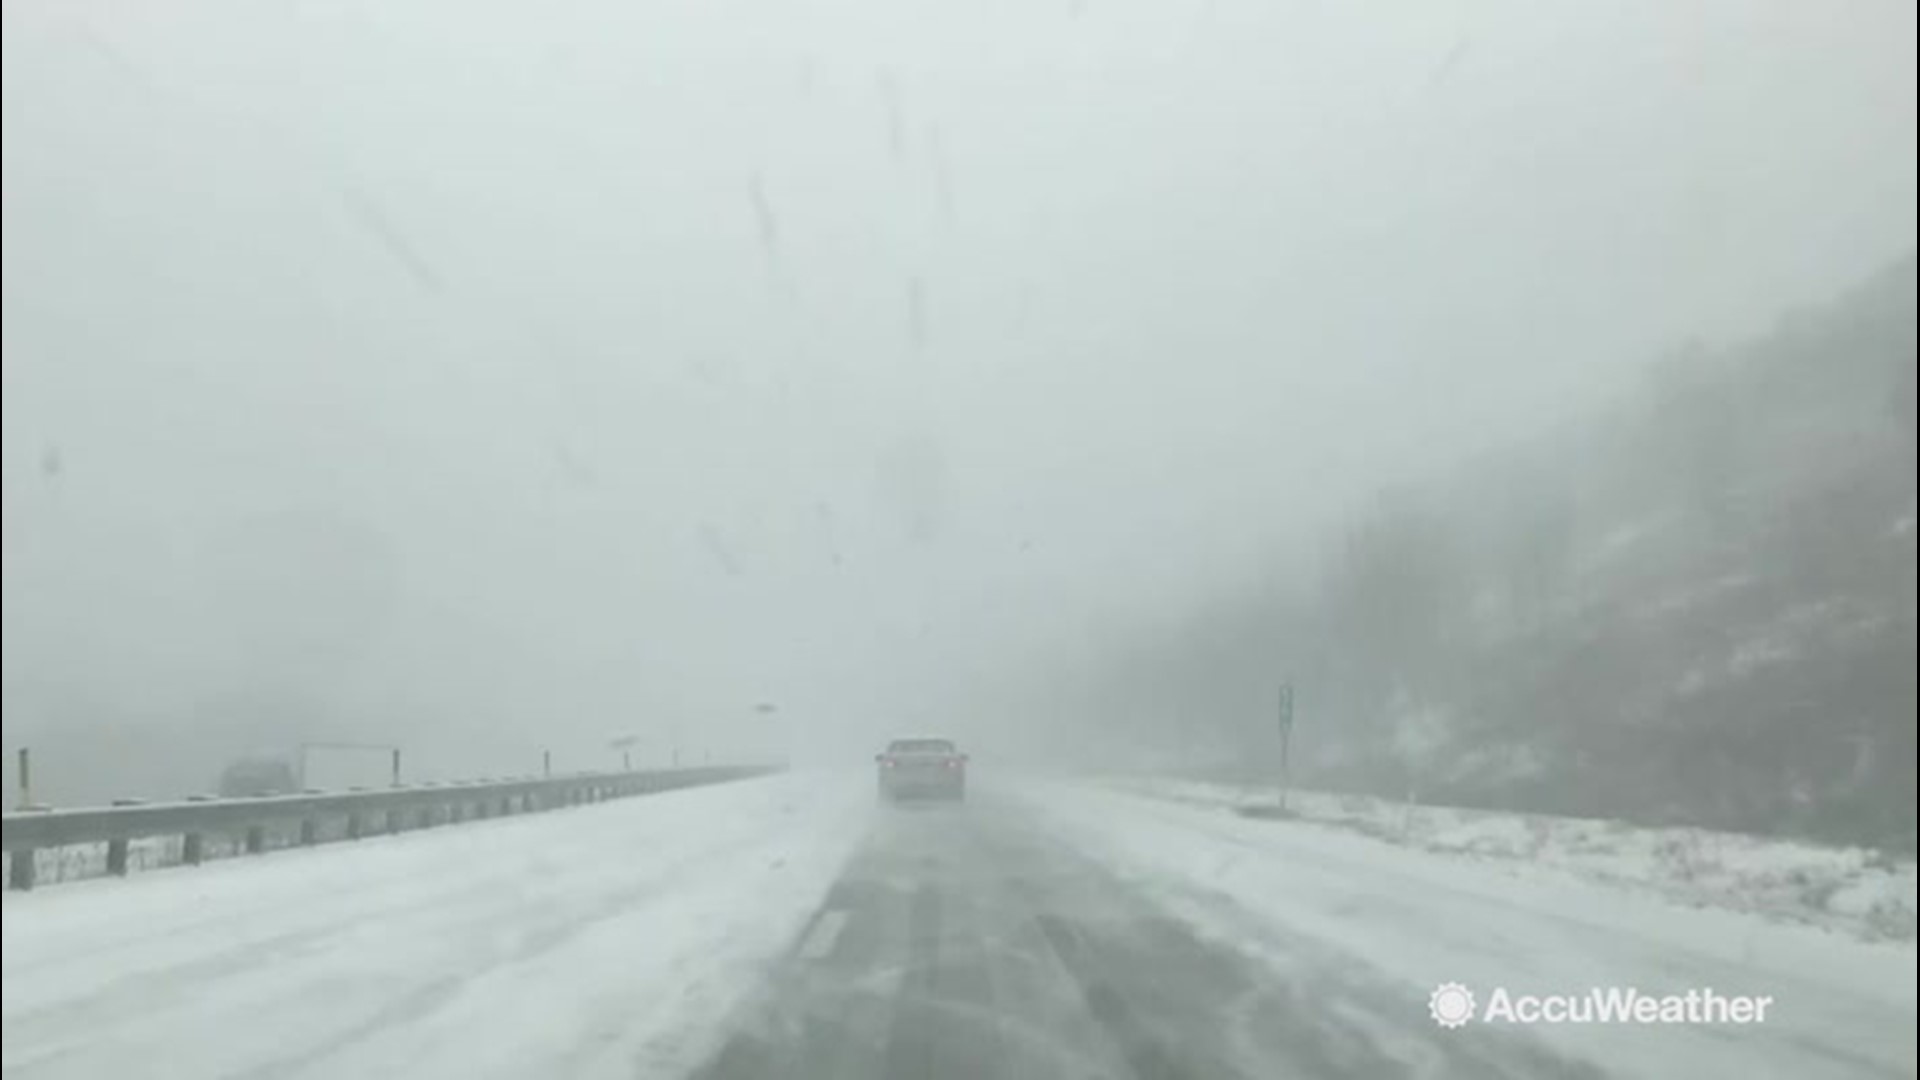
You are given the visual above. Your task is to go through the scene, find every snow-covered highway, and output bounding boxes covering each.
[3,772,1913,1079]
[2,773,868,1079]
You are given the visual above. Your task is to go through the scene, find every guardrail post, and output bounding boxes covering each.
[245,825,266,854]
[9,850,36,890]
[347,812,363,840]
[107,798,144,875]
[300,819,317,845]
[182,832,204,866]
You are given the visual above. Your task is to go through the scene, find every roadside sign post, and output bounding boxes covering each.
[1277,682,1295,812]
[610,735,640,773]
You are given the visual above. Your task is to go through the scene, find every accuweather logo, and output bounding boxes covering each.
[1429,984,1775,1027]
[1429,983,1477,1028]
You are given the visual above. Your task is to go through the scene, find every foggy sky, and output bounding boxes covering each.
[3,0,1915,774]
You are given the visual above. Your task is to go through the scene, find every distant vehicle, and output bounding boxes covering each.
[876,737,968,802]
[215,756,298,797]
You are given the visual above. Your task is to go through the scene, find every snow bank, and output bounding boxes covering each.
[1104,776,1918,942]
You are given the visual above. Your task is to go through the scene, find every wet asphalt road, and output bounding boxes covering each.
[690,789,1603,1080]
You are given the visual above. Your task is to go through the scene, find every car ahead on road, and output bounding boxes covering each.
[875,738,968,802]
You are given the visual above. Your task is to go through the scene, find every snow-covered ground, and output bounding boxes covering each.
[1023,778,1916,1080]
[1101,776,1918,942]
[2,771,870,1080]
[5,771,1912,1079]
[4,837,180,884]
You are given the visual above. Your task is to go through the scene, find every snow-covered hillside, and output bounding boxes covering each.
[1080,256,1917,852]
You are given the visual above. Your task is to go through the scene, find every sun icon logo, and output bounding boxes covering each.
[1429,982,1476,1028]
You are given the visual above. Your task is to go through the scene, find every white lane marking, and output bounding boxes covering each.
[798,909,851,961]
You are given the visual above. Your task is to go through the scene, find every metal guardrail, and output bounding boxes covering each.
[2,765,775,890]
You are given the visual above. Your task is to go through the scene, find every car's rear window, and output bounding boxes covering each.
[888,739,955,753]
